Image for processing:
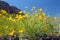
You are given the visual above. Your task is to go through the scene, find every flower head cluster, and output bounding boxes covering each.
[0,8,59,38]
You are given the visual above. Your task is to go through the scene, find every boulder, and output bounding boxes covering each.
[0,1,24,15]
[0,1,10,13]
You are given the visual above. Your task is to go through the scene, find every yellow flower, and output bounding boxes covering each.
[8,17,12,21]
[36,14,39,17]
[43,27,48,31]
[53,17,56,21]
[19,29,24,33]
[25,14,28,18]
[15,14,19,19]
[19,15,23,19]
[38,8,42,12]
[19,11,22,14]
[0,10,7,14]
[38,15,43,20]
[12,19,16,23]
[45,19,49,24]
[9,30,15,36]
[41,13,45,17]
[23,15,26,18]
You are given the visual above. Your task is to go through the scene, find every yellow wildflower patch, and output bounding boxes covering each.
[19,11,22,14]
[19,28,24,33]
[9,29,15,36]
[41,13,45,17]
[0,10,7,14]
[8,17,12,21]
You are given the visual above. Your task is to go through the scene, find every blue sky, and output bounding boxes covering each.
[2,0,60,17]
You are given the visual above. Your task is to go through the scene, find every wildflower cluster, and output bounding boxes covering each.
[0,8,59,39]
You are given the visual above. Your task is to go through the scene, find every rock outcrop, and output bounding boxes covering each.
[0,1,24,15]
